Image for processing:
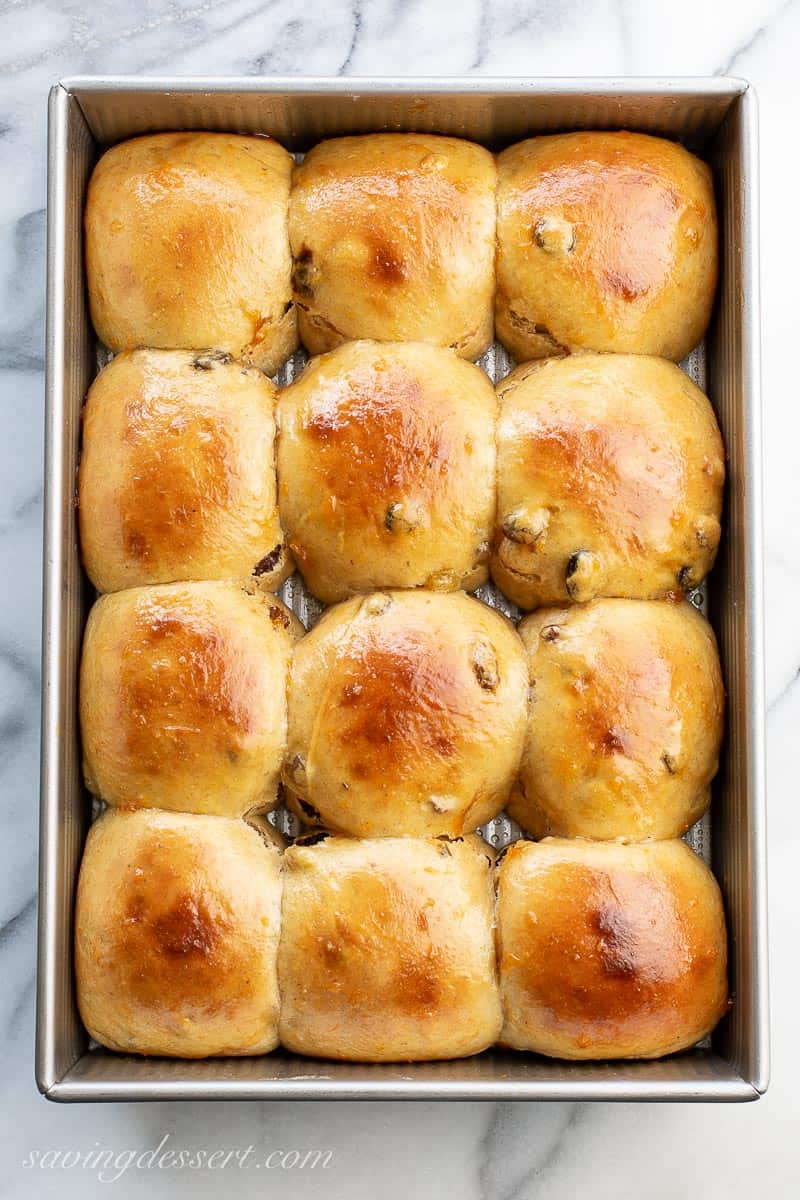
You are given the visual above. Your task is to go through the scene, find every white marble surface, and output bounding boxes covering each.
[0,0,798,1195]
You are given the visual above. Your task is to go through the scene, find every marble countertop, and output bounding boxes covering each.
[1,0,798,1195]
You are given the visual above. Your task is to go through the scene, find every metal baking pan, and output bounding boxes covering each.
[38,76,767,1102]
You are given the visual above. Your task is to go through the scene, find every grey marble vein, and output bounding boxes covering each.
[0,640,40,691]
[340,0,364,74]
[7,488,41,524]
[5,973,35,1038]
[471,0,576,70]
[0,893,35,950]
[0,208,45,370]
[767,665,800,714]
[716,0,799,73]
[479,1104,583,1200]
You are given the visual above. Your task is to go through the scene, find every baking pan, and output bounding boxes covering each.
[38,76,767,1102]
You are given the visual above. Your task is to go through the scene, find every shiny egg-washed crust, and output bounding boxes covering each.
[79,349,292,594]
[509,599,724,841]
[75,809,282,1058]
[491,354,724,609]
[278,836,502,1061]
[289,134,496,360]
[85,132,298,376]
[497,838,729,1060]
[284,590,529,837]
[277,341,497,604]
[80,581,303,817]
[495,131,718,362]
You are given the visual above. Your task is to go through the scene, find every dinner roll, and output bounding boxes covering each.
[278,836,501,1061]
[289,134,496,359]
[79,349,291,594]
[80,581,301,816]
[75,808,282,1058]
[509,599,724,841]
[277,340,496,603]
[85,132,297,375]
[496,131,717,362]
[497,838,728,1059]
[491,354,724,609]
[284,590,528,837]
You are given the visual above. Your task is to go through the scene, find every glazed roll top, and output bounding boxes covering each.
[491,354,724,609]
[495,130,718,362]
[85,132,297,376]
[284,589,528,837]
[278,835,502,1061]
[509,598,724,841]
[289,133,496,359]
[277,340,497,603]
[79,348,291,593]
[75,809,283,1058]
[80,581,302,817]
[497,838,728,1060]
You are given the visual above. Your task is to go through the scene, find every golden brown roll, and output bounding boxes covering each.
[85,132,297,376]
[75,808,282,1058]
[80,581,302,817]
[495,131,718,362]
[497,838,728,1060]
[278,836,501,1061]
[284,590,528,837]
[277,340,497,603]
[78,349,291,594]
[509,599,724,841]
[289,134,496,359]
[491,354,724,609]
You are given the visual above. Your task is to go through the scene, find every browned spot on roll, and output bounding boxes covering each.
[304,364,451,521]
[393,950,443,1013]
[166,206,232,277]
[604,269,646,301]
[120,395,233,564]
[569,638,673,766]
[291,245,316,297]
[516,864,683,1028]
[599,726,628,756]
[592,902,642,977]
[119,596,259,771]
[114,837,248,1012]
[330,628,472,782]
[145,162,187,193]
[150,893,220,958]
[523,414,684,551]
[368,239,407,285]
[517,151,679,307]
